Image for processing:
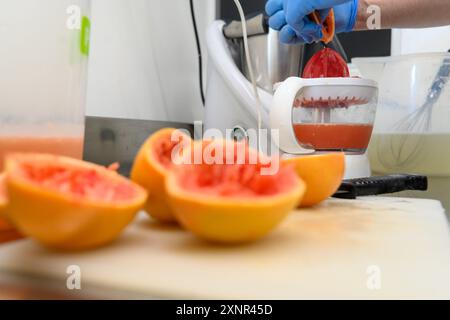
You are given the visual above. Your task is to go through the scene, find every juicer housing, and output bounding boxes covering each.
[271,77,378,155]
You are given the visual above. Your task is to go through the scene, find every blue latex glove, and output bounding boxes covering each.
[266,0,359,44]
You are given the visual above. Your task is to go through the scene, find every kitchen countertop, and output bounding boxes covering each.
[1,197,450,299]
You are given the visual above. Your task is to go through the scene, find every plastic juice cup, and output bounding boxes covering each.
[0,0,91,170]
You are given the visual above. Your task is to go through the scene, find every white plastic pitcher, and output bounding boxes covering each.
[0,0,91,169]
[353,53,450,210]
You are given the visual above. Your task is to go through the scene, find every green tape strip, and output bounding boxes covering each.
[80,16,91,56]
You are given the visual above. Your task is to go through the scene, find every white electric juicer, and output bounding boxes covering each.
[204,17,379,179]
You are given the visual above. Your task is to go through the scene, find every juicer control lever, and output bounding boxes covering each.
[231,126,248,142]
[223,12,268,39]
[333,174,428,199]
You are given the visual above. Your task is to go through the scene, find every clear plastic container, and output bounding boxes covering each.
[353,53,450,210]
[0,0,91,170]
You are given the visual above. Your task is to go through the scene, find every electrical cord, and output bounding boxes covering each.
[189,0,205,106]
[233,0,263,151]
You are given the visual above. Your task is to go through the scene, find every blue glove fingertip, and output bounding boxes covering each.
[265,0,283,16]
[268,10,287,31]
[279,25,297,44]
[302,35,312,44]
[285,1,308,31]
[297,20,323,42]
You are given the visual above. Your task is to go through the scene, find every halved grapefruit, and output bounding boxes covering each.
[131,128,192,223]
[302,47,350,78]
[4,153,147,250]
[166,140,305,243]
[282,153,345,207]
[0,173,7,216]
[0,173,14,232]
[0,173,23,242]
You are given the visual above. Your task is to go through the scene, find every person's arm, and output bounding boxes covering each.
[355,0,450,29]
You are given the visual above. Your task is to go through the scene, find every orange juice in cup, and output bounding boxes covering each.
[0,135,84,171]
[0,0,91,236]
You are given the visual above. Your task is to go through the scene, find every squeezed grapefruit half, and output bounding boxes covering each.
[131,128,192,223]
[4,153,147,250]
[166,140,305,243]
[282,153,345,207]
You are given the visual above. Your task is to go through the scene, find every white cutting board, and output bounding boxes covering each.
[1,197,450,299]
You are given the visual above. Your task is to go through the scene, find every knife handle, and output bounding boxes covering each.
[333,174,428,199]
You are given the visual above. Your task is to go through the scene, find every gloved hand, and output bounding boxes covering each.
[266,0,359,44]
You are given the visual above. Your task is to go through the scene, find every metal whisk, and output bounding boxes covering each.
[385,50,450,168]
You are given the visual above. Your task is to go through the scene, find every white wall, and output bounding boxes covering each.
[392,26,450,56]
[86,0,215,123]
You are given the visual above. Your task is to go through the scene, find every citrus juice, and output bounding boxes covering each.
[294,123,373,152]
[369,133,450,212]
[0,136,83,171]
